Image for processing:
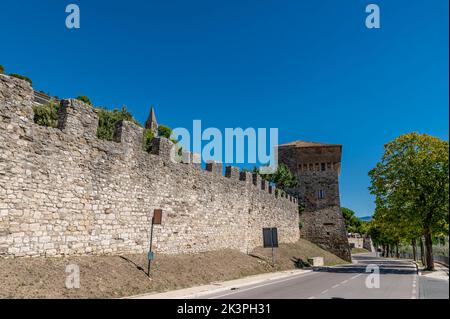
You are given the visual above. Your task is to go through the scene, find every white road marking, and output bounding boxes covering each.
[208,271,316,299]
[308,296,315,299]
[350,274,362,280]
[341,280,349,284]
[332,284,340,289]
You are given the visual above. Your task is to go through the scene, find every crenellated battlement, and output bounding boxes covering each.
[0,74,299,258]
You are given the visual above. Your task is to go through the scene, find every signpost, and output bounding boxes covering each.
[263,227,278,266]
[147,209,162,277]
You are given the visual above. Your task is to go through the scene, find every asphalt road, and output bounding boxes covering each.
[200,254,436,299]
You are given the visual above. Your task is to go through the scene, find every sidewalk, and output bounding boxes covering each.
[126,268,313,299]
[419,262,449,281]
[418,261,449,299]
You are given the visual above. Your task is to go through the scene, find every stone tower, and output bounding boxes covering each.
[145,106,158,136]
[278,141,351,261]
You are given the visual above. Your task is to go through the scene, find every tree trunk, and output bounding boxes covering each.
[424,230,434,271]
[396,242,399,258]
[412,238,417,261]
[419,237,425,265]
[386,245,390,258]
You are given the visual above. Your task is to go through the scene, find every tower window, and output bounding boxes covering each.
[321,163,326,171]
[318,189,325,200]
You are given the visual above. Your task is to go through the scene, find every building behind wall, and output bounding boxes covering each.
[278,141,351,261]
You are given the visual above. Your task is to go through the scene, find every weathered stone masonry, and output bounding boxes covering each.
[278,141,351,261]
[0,74,299,258]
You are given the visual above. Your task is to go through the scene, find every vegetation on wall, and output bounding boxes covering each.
[158,124,171,139]
[76,96,92,106]
[157,124,182,156]
[32,101,59,128]
[254,164,298,191]
[0,65,4,74]
[9,73,32,86]
[143,129,154,153]
[96,106,141,141]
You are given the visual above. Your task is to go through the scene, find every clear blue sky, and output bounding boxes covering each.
[1,0,448,217]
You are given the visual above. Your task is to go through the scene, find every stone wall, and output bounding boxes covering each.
[348,237,364,249]
[0,74,299,258]
[348,236,375,253]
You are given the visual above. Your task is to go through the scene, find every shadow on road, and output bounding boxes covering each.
[314,255,417,275]
[314,266,416,275]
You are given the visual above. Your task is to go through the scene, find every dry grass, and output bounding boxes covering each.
[0,239,346,299]
[351,247,370,254]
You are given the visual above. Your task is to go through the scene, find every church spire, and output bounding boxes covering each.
[145,106,158,136]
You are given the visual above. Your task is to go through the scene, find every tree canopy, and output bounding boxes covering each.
[368,132,449,270]
[341,207,366,234]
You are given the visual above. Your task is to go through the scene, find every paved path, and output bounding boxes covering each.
[419,262,449,299]
[200,254,422,299]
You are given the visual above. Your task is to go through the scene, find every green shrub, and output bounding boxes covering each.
[0,65,4,74]
[33,101,59,128]
[143,129,154,153]
[96,106,141,141]
[9,73,32,86]
[158,124,172,139]
[76,96,92,106]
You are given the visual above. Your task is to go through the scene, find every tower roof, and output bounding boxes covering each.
[278,140,341,148]
[145,106,158,133]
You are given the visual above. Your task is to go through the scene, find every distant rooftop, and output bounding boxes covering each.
[278,140,341,148]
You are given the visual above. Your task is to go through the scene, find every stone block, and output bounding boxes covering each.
[307,257,324,267]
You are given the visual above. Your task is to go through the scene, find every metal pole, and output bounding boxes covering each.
[272,246,275,267]
[147,219,154,277]
[271,230,275,267]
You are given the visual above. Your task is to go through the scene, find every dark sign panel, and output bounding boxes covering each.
[263,228,279,248]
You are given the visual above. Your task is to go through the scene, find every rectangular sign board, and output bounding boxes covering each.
[263,227,279,248]
[153,209,162,225]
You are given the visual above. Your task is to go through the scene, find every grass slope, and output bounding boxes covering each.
[0,239,346,298]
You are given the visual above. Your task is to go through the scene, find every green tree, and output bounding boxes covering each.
[259,164,298,191]
[341,207,363,234]
[76,96,92,106]
[369,133,449,270]
[0,65,4,74]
